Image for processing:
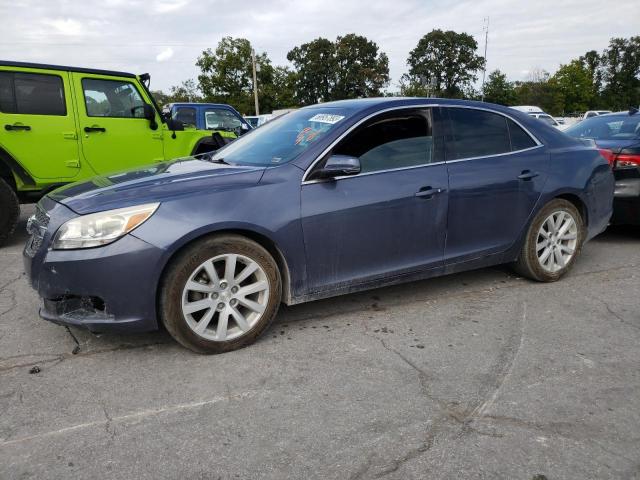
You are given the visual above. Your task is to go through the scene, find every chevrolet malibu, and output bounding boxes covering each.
[23,98,615,354]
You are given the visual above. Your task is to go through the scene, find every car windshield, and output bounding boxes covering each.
[537,115,557,126]
[565,115,640,141]
[210,108,350,166]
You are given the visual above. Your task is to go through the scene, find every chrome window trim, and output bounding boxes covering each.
[301,103,543,185]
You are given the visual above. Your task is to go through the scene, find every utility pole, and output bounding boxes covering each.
[481,16,489,102]
[251,48,260,116]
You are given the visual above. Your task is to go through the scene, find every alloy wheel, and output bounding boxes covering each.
[181,254,270,341]
[536,210,578,273]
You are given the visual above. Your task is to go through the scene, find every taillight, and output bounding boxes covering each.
[615,153,640,167]
[598,148,616,166]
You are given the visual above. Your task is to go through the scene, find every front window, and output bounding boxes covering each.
[205,108,242,131]
[172,106,197,127]
[565,115,640,141]
[332,109,434,173]
[82,78,146,118]
[209,108,350,166]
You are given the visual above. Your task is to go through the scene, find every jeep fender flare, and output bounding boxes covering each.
[0,146,35,187]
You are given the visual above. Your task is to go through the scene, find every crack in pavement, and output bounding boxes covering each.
[0,390,258,447]
[353,301,527,478]
[0,274,22,317]
[0,341,172,374]
[597,297,640,332]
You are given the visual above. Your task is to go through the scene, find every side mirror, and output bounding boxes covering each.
[143,104,158,130]
[313,155,361,180]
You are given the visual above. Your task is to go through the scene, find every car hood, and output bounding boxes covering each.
[49,158,265,215]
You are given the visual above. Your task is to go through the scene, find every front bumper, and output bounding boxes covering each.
[23,199,166,333]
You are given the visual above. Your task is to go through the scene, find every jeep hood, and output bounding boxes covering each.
[49,158,265,215]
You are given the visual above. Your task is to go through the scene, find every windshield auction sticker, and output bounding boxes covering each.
[309,114,345,124]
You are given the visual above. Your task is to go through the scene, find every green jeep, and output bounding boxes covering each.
[0,61,235,246]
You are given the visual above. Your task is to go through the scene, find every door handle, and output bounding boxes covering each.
[415,186,445,199]
[4,124,31,131]
[84,126,106,133]
[518,170,539,181]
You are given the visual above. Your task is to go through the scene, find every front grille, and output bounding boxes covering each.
[25,205,50,257]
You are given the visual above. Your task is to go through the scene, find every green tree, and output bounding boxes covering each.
[168,79,202,103]
[513,70,564,116]
[150,90,170,108]
[287,34,389,104]
[551,60,594,113]
[263,66,297,110]
[333,34,389,99]
[402,29,485,98]
[482,70,517,105]
[600,36,640,110]
[287,37,336,105]
[196,37,274,114]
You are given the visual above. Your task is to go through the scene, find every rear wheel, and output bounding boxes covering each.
[0,178,19,247]
[159,235,282,354]
[514,199,585,282]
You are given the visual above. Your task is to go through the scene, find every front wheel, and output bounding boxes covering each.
[514,199,585,282]
[159,235,282,354]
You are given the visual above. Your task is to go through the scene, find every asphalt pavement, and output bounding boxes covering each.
[1,204,639,479]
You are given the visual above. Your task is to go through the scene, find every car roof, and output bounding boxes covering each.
[168,103,237,109]
[0,60,136,78]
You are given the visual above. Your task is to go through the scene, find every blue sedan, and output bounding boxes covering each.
[24,98,615,353]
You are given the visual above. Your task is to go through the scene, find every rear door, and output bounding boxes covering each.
[443,107,549,263]
[72,73,164,175]
[0,69,80,180]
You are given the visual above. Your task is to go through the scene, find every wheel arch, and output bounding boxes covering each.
[554,192,588,227]
[157,227,293,307]
[0,145,35,188]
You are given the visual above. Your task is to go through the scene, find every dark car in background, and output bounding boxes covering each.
[164,102,252,137]
[23,98,614,354]
[565,110,640,224]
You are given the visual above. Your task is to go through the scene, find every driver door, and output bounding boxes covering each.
[72,73,164,175]
[301,107,448,294]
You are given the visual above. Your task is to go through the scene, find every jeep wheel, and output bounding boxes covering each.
[0,178,19,247]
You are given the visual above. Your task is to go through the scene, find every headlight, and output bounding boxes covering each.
[53,203,160,250]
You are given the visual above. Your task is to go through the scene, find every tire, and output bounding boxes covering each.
[514,199,585,282]
[159,234,282,354]
[0,178,19,248]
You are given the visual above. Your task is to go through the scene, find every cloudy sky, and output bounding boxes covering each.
[1,0,637,93]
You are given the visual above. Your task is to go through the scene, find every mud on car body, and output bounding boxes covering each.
[24,98,615,353]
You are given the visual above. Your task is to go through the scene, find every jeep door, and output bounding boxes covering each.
[0,68,80,180]
[72,73,164,175]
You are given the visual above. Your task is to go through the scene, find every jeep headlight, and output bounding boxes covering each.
[53,203,159,249]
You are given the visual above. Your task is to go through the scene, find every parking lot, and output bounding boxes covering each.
[0,204,638,479]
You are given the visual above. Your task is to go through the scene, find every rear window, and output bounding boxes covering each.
[0,71,66,115]
[565,115,640,141]
[447,108,511,159]
[507,119,537,151]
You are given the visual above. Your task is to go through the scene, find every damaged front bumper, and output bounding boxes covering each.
[23,198,166,333]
